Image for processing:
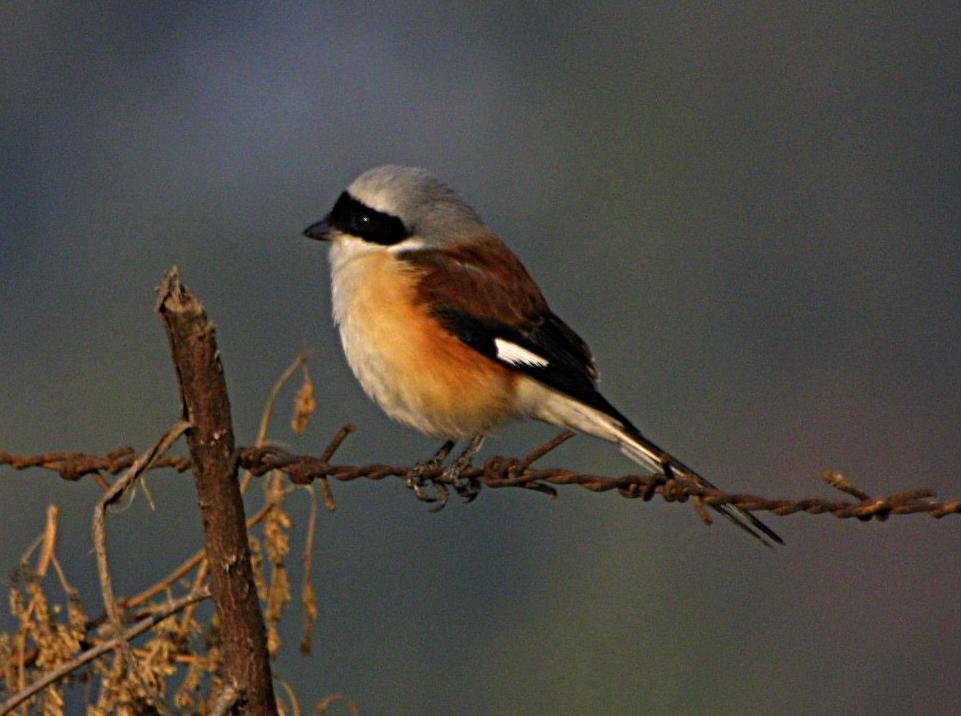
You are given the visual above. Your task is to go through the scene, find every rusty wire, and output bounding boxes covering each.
[0,447,192,482]
[3,430,960,523]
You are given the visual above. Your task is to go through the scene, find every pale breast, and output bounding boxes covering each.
[330,244,518,438]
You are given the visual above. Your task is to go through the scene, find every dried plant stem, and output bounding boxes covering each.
[239,351,312,496]
[122,501,274,610]
[209,683,240,716]
[92,419,190,713]
[300,484,319,655]
[0,589,209,715]
[35,505,59,579]
[176,558,209,639]
[314,692,361,716]
[257,352,311,448]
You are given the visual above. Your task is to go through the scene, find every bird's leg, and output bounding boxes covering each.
[444,433,487,502]
[405,439,455,504]
[659,454,676,479]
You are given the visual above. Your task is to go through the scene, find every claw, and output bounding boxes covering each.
[405,471,438,502]
[428,482,450,512]
[455,477,481,503]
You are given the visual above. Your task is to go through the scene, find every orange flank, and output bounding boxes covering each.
[337,250,519,437]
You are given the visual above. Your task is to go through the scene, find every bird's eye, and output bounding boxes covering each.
[328,191,409,245]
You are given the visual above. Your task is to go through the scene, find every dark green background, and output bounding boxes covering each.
[2,3,960,714]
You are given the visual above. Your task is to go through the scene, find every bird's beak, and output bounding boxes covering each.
[303,218,332,241]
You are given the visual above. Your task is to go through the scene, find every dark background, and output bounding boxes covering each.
[2,3,960,714]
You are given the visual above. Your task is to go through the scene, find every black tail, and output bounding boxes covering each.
[607,406,783,547]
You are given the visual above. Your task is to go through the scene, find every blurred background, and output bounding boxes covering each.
[2,3,960,714]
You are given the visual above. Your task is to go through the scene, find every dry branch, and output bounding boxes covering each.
[156,267,277,716]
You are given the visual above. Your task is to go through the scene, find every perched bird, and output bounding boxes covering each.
[303,166,782,546]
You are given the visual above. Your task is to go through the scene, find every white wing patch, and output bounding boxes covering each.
[494,338,549,368]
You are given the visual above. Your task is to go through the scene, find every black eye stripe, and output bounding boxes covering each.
[326,191,410,245]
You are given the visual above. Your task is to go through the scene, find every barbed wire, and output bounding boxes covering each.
[0,447,192,482]
[3,428,959,524]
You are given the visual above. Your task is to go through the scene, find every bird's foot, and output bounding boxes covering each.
[405,440,455,508]
[443,433,486,503]
[441,455,479,502]
[404,469,442,503]
[449,469,480,503]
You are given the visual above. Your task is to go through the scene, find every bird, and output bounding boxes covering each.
[303,165,782,546]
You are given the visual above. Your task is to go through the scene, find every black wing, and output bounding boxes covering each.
[430,305,634,419]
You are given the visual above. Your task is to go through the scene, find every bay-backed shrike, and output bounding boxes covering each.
[303,166,782,546]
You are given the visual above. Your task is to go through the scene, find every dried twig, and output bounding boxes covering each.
[274,677,303,716]
[258,352,312,448]
[120,500,274,610]
[239,351,313,496]
[91,419,190,713]
[35,505,59,579]
[175,557,209,641]
[300,483,319,655]
[314,692,361,716]
[209,683,240,716]
[0,589,209,716]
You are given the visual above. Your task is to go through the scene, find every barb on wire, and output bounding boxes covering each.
[5,429,960,524]
[234,440,960,523]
